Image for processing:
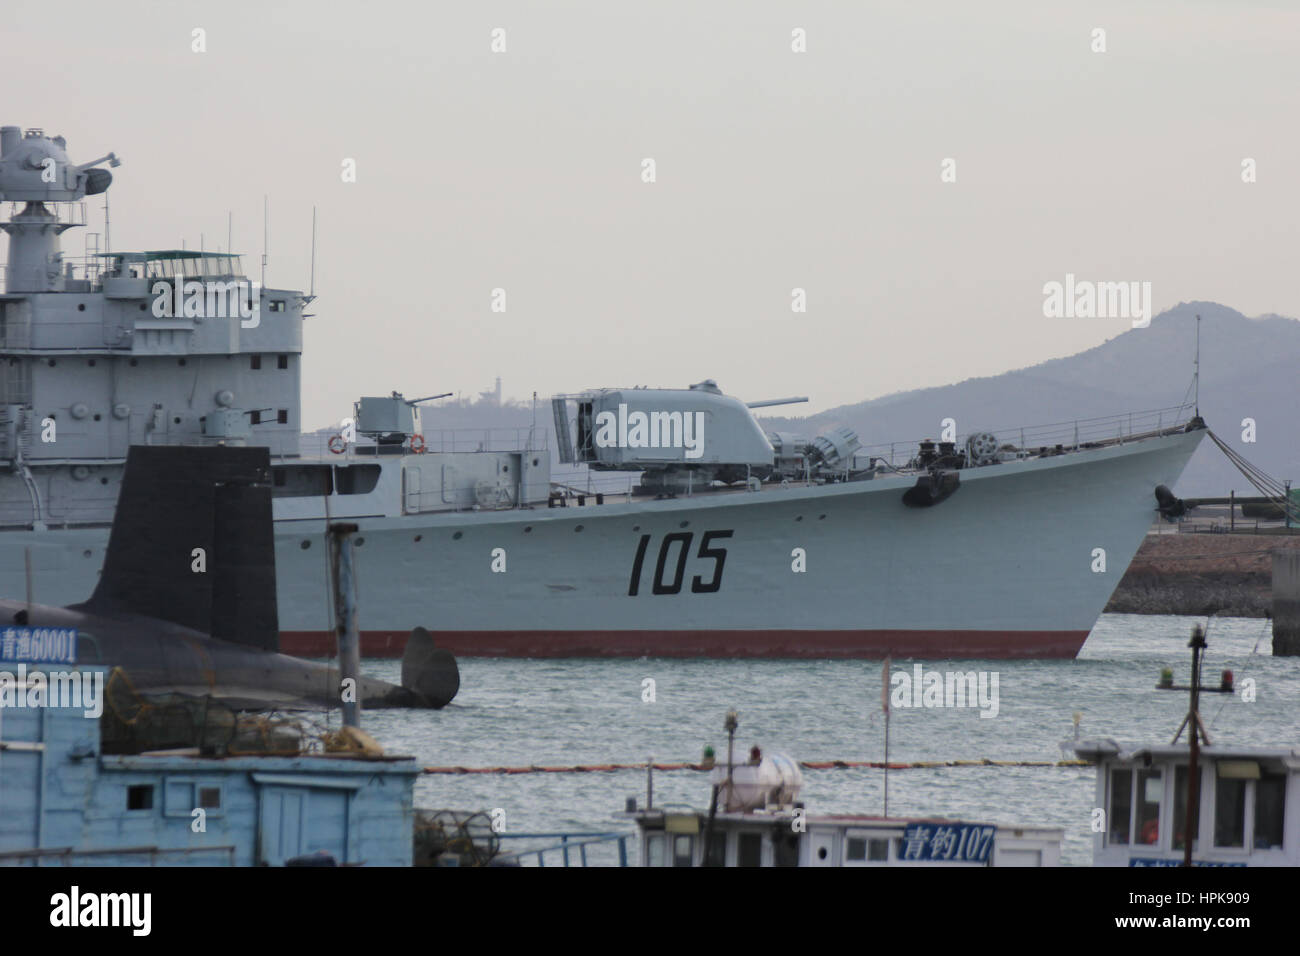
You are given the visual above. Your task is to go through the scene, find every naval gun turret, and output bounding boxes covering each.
[0,126,119,293]
[552,381,871,496]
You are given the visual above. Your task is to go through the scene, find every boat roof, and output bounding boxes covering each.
[634,808,1059,830]
[1074,738,1300,764]
[94,249,242,260]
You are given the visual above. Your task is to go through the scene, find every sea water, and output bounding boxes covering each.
[355,614,1296,866]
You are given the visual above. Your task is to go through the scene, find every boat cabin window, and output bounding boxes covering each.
[126,784,154,811]
[703,832,726,867]
[1107,767,1162,846]
[737,832,763,867]
[672,834,694,867]
[1213,775,1246,848]
[1172,766,1204,851]
[1254,773,1286,850]
[773,830,799,867]
[844,833,894,864]
[645,833,665,867]
[1212,762,1286,852]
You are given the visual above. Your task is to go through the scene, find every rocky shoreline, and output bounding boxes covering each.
[1107,532,1300,617]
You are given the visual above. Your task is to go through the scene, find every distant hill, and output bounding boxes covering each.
[758,302,1298,498]
[408,302,1297,498]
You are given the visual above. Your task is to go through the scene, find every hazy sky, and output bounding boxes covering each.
[5,0,1297,429]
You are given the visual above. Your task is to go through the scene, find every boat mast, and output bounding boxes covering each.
[1194,313,1200,417]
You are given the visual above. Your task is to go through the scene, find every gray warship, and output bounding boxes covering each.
[0,125,1205,658]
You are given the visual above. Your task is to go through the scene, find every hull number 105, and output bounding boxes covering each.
[628,530,734,596]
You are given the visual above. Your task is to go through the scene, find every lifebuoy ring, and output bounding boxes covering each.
[409,434,426,454]
[328,434,346,454]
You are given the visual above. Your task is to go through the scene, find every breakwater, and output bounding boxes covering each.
[1107,532,1300,617]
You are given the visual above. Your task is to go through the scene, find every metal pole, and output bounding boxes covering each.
[1183,628,1204,867]
[883,707,890,817]
[329,522,361,728]
[24,546,33,615]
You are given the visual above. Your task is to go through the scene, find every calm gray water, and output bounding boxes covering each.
[350,614,1297,866]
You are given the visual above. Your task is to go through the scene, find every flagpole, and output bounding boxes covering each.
[882,656,891,818]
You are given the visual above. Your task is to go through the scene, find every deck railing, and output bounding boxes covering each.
[859,403,1198,470]
[493,831,632,867]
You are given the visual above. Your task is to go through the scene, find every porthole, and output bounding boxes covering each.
[453,531,463,540]
[679,520,689,528]
[99,477,108,485]
[300,540,311,550]
[524,526,532,533]
[414,535,423,543]
[77,303,86,312]
[575,525,584,532]
[355,537,365,546]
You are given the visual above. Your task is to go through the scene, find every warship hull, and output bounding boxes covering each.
[4,427,1203,659]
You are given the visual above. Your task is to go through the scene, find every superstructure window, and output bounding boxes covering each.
[127,785,154,811]
[277,409,288,424]
[277,354,288,369]
[250,354,261,370]
[334,464,381,495]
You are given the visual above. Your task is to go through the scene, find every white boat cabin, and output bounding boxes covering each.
[632,750,1062,867]
[634,808,1062,867]
[1076,740,1298,866]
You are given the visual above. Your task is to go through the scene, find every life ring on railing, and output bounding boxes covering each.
[328,434,347,454]
[409,434,426,454]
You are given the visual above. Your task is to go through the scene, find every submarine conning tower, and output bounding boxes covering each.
[0,125,117,293]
